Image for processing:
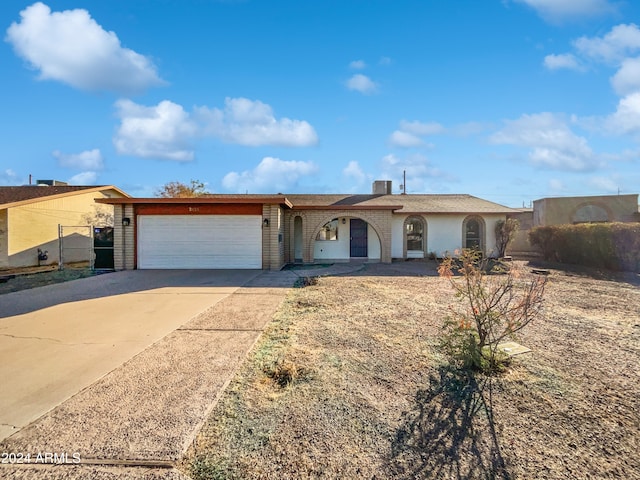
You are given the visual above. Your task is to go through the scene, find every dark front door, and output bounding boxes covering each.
[350,219,368,257]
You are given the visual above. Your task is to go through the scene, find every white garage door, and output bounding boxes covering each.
[137,215,262,269]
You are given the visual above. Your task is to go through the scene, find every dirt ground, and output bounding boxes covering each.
[0,264,106,294]
[183,261,640,479]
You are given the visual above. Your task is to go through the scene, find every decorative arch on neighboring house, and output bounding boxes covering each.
[462,215,486,253]
[306,212,387,262]
[403,215,427,259]
[571,202,611,223]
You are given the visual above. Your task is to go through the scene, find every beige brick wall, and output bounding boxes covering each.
[262,204,285,270]
[0,209,7,268]
[113,204,135,270]
[284,209,393,263]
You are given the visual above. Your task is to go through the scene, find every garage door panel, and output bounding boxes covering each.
[138,215,262,269]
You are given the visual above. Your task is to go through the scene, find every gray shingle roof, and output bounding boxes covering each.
[99,192,516,214]
[285,194,516,214]
[0,186,124,207]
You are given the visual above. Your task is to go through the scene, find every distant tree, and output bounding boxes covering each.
[81,205,114,227]
[155,179,209,198]
[495,218,520,258]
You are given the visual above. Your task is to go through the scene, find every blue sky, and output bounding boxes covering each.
[1,0,640,206]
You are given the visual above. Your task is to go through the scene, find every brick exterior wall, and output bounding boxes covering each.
[113,204,135,270]
[111,201,516,269]
[0,209,7,268]
[261,204,285,270]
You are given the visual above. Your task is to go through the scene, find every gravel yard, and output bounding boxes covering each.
[183,261,640,479]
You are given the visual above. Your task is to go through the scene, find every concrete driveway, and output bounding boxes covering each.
[0,269,262,442]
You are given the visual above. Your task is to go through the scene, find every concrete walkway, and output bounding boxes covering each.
[0,269,265,442]
[0,264,370,479]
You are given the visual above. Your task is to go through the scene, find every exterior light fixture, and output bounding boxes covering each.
[122,217,131,226]
[263,218,270,227]
[342,218,346,224]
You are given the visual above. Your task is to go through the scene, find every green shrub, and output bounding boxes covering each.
[529,222,640,272]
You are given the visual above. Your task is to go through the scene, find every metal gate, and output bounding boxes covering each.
[93,227,114,269]
[57,225,114,270]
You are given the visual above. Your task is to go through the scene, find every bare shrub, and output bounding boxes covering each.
[494,218,519,258]
[438,249,547,373]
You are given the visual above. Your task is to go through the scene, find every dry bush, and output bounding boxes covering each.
[438,249,547,373]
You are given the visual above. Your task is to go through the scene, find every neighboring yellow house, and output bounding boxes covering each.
[0,184,129,269]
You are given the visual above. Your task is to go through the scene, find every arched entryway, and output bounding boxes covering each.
[309,215,383,262]
[403,216,427,258]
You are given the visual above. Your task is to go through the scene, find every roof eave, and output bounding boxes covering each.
[97,196,293,208]
[398,210,517,215]
[1,185,129,209]
[291,205,403,211]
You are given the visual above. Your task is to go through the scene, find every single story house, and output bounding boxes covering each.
[97,181,517,270]
[508,193,640,256]
[0,183,128,269]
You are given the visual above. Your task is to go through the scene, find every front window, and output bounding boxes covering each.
[465,218,481,249]
[406,219,423,251]
[316,219,339,241]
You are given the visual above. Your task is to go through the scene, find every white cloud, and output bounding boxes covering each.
[399,120,445,136]
[389,120,444,148]
[574,24,640,64]
[196,97,318,147]
[53,149,104,170]
[5,2,164,94]
[346,74,378,95]
[113,99,197,161]
[451,121,492,136]
[67,171,98,185]
[380,153,448,192]
[0,169,22,186]
[349,60,366,69]
[604,92,640,136]
[389,130,424,148]
[342,161,368,185]
[543,53,582,71]
[113,97,318,160]
[587,176,619,192]
[379,56,392,66]
[514,0,616,23]
[490,112,599,171]
[222,157,319,193]
[611,57,640,96]
[548,178,566,193]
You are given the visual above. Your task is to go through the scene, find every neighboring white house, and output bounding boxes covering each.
[98,181,517,271]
